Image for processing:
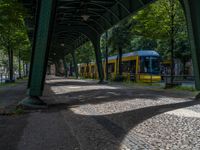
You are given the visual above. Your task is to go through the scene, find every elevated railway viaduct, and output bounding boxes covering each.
[20,0,200,107]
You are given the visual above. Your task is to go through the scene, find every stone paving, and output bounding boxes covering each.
[42,77,200,150]
[1,77,200,150]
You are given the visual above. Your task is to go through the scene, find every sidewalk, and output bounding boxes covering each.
[0,80,27,114]
[0,77,200,150]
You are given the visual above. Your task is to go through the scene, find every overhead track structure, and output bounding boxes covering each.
[20,0,200,107]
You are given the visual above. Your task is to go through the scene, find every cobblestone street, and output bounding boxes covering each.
[1,77,200,150]
[40,77,200,150]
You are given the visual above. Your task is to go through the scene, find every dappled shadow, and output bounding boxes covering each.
[46,80,99,87]
[42,79,200,149]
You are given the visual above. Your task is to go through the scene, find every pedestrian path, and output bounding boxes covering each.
[0,80,27,113]
[1,77,200,150]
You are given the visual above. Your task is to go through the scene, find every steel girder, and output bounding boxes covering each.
[20,0,200,99]
[180,0,200,89]
[23,0,155,57]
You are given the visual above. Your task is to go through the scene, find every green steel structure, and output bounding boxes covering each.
[20,0,200,107]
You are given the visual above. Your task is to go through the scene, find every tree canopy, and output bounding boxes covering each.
[0,0,31,79]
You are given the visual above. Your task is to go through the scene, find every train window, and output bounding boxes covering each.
[122,61,136,73]
[108,63,115,73]
[151,57,160,74]
[140,57,151,73]
[140,56,160,74]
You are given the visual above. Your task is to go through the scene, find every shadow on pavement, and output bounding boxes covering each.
[41,79,200,149]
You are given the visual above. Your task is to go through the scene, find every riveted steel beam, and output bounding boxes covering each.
[29,0,57,96]
[181,0,200,90]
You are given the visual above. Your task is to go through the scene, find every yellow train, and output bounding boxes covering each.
[78,50,161,82]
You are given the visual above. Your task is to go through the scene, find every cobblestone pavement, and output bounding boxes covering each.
[41,77,200,150]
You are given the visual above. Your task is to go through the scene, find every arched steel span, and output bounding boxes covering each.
[20,0,200,106]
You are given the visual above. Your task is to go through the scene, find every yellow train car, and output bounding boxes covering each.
[78,63,98,79]
[102,50,161,82]
[103,55,118,79]
[88,63,98,79]
[79,50,161,82]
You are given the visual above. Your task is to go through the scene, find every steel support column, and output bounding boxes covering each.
[93,36,104,82]
[71,52,78,79]
[19,0,56,108]
[63,57,68,77]
[182,0,200,90]
[29,0,56,96]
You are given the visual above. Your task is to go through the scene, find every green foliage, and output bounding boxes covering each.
[131,36,157,50]
[108,20,132,53]
[14,108,25,115]
[74,0,191,78]
[173,85,196,92]
[131,0,185,39]
[0,0,30,78]
[76,41,95,64]
[107,20,132,76]
[130,0,190,62]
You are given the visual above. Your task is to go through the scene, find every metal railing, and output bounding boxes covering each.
[161,75,195,83]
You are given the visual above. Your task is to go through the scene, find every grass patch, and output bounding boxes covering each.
[0,82,17,88]
[173,85,196,92]
[0,77,28,88]
[122,80,162,87]
[13,108,25,115]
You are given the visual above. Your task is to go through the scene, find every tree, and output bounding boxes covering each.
[131,36,157,50]
[130,0,189,83]
[0,0,29,81]
[76,41,95,64]
[108,20,132,78]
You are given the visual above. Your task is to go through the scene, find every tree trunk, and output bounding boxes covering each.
[25,63,28,77]
[8,48,14,82]
[55,61,59,76]
[170,0,175,84]
[18,50,22,78]
[69,62,73,76]
[183,60,186,79]
[71,52,78,79]
[22,61,25,77]
[118,46,123,76]
[105,31,109,80]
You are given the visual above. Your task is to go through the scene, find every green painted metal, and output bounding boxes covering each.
[105,31,109,81]
[29,0,56,96]
[18,96,47,109]
[181,0,200,90]
[22,0,200,93]
[93,36,104,82]
[27,0,41,89]
[71,52,78,79]
[63,57,68,77]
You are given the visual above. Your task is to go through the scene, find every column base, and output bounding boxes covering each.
[98,80,108,84]
[195,93,200,100]
[18,96,47,109]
